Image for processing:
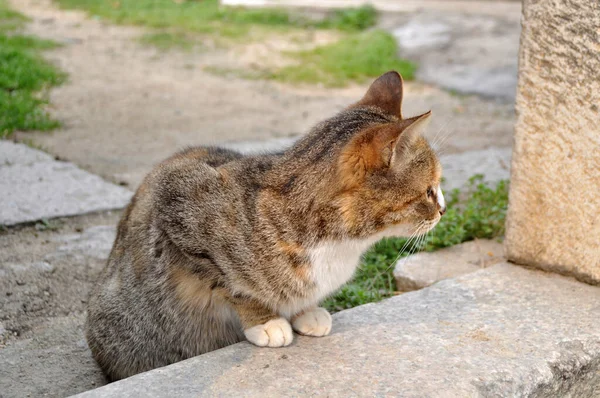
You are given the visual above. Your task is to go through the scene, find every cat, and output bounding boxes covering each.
[86,71,446,381]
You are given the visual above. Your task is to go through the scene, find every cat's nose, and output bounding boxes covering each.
[439,206,446,216]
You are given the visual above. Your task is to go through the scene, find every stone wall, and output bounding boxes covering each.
[505,0,600,283]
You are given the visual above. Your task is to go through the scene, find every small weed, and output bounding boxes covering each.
[34,218,62,231]
[0,0,66,137]
[273,30,416,87]
[139,31,196,50]
[323,176,509,312]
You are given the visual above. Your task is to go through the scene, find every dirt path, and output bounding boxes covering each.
[11,0,514,189]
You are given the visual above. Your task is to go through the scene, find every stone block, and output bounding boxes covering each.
[0,142,132,226]
[394,239,504,291]
[74,263,600,397]
[505,0,600,283]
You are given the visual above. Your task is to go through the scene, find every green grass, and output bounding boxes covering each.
[273,30,416,87]
[323,176,509,312]
[0,1,66,138]
[53,0,377,38]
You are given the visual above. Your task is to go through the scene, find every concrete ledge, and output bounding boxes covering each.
[394,239,504,291]
[75,263,600,397]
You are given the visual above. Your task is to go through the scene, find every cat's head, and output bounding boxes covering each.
[334,71,445,238]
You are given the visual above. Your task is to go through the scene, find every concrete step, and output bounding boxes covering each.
[394,239,505,292]
[0,141,132,226]
[74,263,600,397]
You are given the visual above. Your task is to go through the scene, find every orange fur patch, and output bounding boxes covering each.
[338,124,402,190]
[277,240,304,257]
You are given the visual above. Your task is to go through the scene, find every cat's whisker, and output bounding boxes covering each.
[431,117,454,151]
[432,118,457,159]
[393,222,429,270]
[434,126,456,157]
[384,223,425,273]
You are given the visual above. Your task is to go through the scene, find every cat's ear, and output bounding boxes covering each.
[393,111,432,159]
[338,111,431,188]
[354,71,404,118]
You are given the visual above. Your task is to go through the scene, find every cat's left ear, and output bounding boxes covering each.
[353,71,404,118]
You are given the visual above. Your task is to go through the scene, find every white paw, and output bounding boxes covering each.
[292,307,332,337]
[244,317,293,348]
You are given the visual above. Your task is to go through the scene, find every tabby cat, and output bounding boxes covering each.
[86,71,446,381]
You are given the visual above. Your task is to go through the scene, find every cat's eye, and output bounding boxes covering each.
[427,187,434,199]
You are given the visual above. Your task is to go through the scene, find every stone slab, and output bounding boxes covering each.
[394,239,504,291]
[390,11,520,100]
[0,142,132,226]
[504,0,600,283]
[75,263,600,397]
[439,147,511,191]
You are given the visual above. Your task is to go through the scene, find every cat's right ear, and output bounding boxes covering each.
[353,71,404,118]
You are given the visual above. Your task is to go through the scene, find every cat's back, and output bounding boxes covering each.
[102,147,245,274]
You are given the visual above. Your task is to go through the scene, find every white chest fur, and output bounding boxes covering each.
[308,225,413,303]
[307,239,373,302]
[277,225,413,318]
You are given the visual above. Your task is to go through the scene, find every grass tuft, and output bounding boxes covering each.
[317,5,377,31]
[139,31,196,50]
[323,176,509,312]
[274,30,416,87]
[0,0,65,137]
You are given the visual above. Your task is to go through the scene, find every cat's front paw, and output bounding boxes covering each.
[292,307,332,337]
[244,317,293,348]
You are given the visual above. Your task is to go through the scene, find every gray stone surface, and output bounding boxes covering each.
[394,239,504,291]
[75,263,600,398]
[0,142,132,226]
[440,147,511,190]
[389,11,521,101]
